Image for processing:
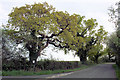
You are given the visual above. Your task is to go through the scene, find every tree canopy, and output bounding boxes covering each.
[68,18,108,64]
[108,1,120,66]
[3,2,108,65]
[4,2,80,64]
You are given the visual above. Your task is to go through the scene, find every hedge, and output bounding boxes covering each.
[2,59,80,71]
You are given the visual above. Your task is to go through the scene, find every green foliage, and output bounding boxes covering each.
[3,2,108,65]
[108,2,120,66]
[2,63,95,76]
[108,2,118,27]
[3,58,79,71]
[106,32,120,66]
[107,33,119,53]
[2,29,27,61]
[4,2,80,64]
[67,17,108,63]
[113,64,120,80]
[88,44,104,63]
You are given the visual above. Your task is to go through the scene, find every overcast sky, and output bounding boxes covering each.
[0,0,119,61]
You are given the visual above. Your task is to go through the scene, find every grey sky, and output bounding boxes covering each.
[0,0,119,61]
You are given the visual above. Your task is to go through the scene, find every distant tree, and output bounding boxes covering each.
[88,43,103,64]
[106,33,120,65]
[71,18,107,64]
[105,47,115,61]
[2,29,26,61]
[108,1,120,66]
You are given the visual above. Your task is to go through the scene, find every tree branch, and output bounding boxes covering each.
[48,39,69,48]
[77,26,91,37]
[38,39,49,56]
[38,24,69,39]
[47,24,69,38]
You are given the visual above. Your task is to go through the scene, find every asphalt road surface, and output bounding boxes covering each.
[2,63,117,80]
[58,63,117,78]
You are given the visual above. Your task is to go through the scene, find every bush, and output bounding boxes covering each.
[3,59,80,71]
[36,60,79,71]
[113,64,120,80]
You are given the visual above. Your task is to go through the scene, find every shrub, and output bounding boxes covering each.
[3,59,80,71]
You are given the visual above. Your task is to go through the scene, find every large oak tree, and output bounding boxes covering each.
[4,2,79,65]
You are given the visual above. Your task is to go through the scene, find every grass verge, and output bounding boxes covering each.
[113,64,120,80]
[2,64,95,76]
[0,71,1,76]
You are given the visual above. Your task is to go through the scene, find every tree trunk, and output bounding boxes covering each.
[29,51,39,71]
[118,54,120,67]
[116,53,120,67]
[108,53,111,61]
[95,56,99,64]
[80,53,87,64]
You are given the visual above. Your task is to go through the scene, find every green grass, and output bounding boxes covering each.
[0,71,1,76]
[2,64,95,76]
[113,64,120,80]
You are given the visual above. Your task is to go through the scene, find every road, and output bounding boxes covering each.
[2,63,117,80]
[58,63,117,78]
